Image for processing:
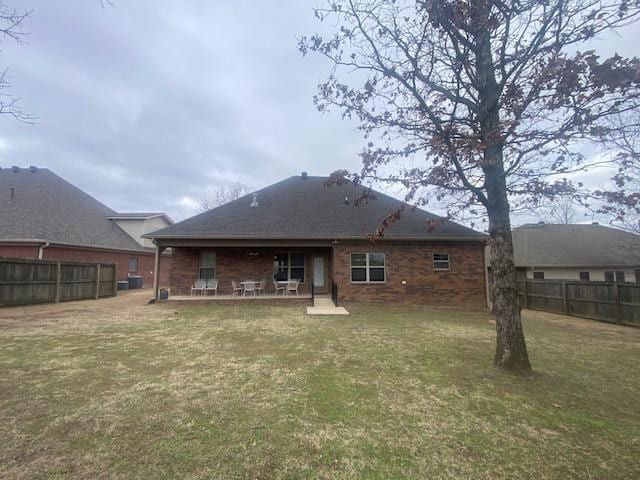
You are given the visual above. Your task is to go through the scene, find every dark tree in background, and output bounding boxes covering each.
[597,110,640,232]
[300,0,640,372]
[198,182,250,211]
[0,1,110,123]
[0,1,32,122]
[537,196,579,224]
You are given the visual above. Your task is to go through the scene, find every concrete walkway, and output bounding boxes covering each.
[306,296,349,315]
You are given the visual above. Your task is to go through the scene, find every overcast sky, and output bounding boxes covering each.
[1,1,638,225]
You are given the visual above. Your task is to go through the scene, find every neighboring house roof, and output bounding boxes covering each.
[107,212,174,223]
[148,174,483,241]
[512,223,640,268]
[0,166,154,252]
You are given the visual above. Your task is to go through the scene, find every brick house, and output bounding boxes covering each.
[0,166,172,286]
[147,173,487,305]
[493,222,640,283]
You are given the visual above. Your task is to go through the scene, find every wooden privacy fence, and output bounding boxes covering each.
[519,279,640,326]
[0,258,117,306]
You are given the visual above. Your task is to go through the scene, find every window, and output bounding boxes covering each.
[579,271,590,281]
[433,253,451,271]
[351,252,386,283]
[615,270,625,283]
[199,252,216,280]
[533,271,545,280]
[604,271,614,282]
[128,257,138,273]
[274,252,305,282]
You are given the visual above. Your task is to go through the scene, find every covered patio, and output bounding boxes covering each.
[151,240,335,302]
[163,292,313,302]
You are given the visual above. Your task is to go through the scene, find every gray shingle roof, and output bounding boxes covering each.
[0,167,150,252]
[512,223,640,267]
[149,175,483,240]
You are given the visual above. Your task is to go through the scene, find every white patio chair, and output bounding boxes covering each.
[256,278,266,296]
[203,279,218,296]
[286,280,300,296]
[191,279,206,296]
[232,280,243,296]
[273,279,286,296]
[243,280,257,296]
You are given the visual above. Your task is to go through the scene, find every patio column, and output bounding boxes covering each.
[152,244,166,301]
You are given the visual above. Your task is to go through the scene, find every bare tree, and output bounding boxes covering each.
[595,111,640,232]
[0,2,34,123]
[300,0,640,371]
[539,197,579,224]
[198,182,250,211]
[0,1,110,123]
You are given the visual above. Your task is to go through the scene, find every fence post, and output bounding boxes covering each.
[54,262,61,303]
[562,281,568,315]
[613,282,621,324]
[522,280,528,309]
[95,264,101,299]
[113,265,118,297]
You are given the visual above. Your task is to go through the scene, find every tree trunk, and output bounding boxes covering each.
[474,4,531,372]
[486,181,531,372]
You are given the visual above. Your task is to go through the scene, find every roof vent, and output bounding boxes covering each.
[29,165,37,173]
[344,196,349,205]
[301,171,308,179]
[11,166,19,173]
[250,193,259,207]
[537,221,545,225]
[10,187,15,201]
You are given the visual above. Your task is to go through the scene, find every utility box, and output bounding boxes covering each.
[128,276,143,289]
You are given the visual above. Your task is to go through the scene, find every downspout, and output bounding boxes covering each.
[38,241,50,260]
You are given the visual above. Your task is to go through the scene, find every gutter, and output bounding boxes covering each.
[0,239,157,255]
[142,234,487,243]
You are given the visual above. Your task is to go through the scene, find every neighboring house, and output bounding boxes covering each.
[106,212,174,248]
[146,173,487,305]
[490,222,640,283]
[0,166,173,286]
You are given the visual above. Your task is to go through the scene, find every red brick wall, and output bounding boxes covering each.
[169,247,199,295]
[0,245,40,258]
[0,244,171,287]
[332,241,486,306]
[168,243,485,305]
[169,247,321,295]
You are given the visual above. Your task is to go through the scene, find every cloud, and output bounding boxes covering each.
[0,1,637,225]
[0,0,363,220]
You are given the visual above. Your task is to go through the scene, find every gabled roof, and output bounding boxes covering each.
[0,167,152,252]
[512,223,640,268]
[148,174,483,241]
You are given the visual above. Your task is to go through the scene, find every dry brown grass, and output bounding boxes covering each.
[0,292,639,479]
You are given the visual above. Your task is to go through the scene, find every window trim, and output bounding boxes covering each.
[350,252,386,283]
[532,271,545,280]
[198,251,216,280]
[432,252,451,271]
[579,271,590,281]
[273,252,306,284]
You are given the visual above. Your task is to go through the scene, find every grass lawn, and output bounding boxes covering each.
[1,296,639,479]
